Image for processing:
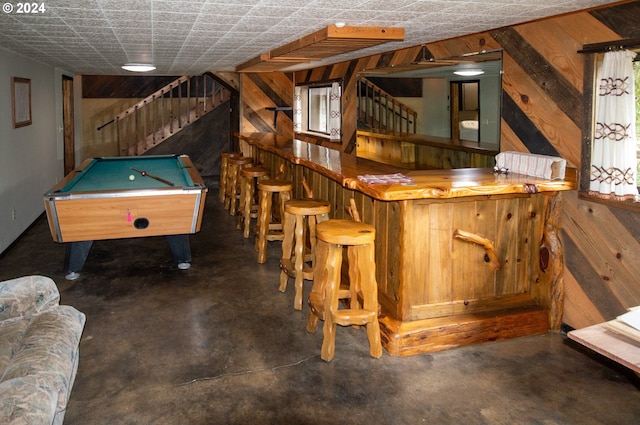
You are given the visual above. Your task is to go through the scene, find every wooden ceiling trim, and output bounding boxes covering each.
[236,25,404,72]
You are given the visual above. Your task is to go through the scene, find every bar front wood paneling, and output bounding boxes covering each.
[239,132,577,356]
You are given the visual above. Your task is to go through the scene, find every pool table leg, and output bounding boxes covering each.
[166,234,192,270]
[64,240,94,280]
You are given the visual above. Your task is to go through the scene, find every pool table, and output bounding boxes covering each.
[43,154,207,280]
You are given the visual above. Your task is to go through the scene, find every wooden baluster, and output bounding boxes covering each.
[373,86,378,132]
[178,80,182,129]
[391,98,396,134]
[186,78,191,124]
[115,118,121,156]
[151,95,156,144]
[160,90,165,140]
[169,86,174,134]
[203,75,208,114]
[133,107,138,155]
[142,101,147,149]
[194,76,200,118]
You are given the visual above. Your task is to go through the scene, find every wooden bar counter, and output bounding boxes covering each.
[239,132,577,356]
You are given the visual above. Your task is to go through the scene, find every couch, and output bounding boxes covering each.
[0,275,85,425]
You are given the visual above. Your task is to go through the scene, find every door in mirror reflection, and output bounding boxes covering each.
[451,80,479,142]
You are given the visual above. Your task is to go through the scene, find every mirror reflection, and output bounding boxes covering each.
[357,49,502,149]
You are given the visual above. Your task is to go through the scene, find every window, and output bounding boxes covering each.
[579,41,640,210]
[308,86,331,133]
[294,81,342,141]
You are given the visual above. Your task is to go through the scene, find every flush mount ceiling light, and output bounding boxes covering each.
[453,69,484,76]
[122,63,156,72]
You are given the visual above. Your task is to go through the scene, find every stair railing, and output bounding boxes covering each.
[357,76,417,135]
[98,73,229,156]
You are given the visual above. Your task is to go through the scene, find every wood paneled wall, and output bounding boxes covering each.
[240,72,295,137]
[239,1,640,329]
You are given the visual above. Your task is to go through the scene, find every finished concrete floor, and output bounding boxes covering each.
[1,190,639,425]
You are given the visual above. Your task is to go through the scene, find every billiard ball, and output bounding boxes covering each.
[129,174,135,181]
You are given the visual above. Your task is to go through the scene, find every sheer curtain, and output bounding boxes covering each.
[293,86,302,133]
[589,49,638,199]
[329,82,341,141]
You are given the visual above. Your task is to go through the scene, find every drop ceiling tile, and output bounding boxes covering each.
[0,0,623,74]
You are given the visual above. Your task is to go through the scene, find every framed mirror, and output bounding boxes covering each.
[356,49,502,150]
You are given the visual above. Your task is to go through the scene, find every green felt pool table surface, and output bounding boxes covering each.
[59,155,196,192]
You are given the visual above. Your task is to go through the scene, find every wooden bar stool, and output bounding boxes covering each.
[226,156,254,215]
[279,198,331,310]
[306,219,383,362]
[255,179,293,264]
[219,151,241,204]
[237,166,270,237]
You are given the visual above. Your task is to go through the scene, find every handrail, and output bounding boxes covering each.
[97,76,190,131]
[97,118,114,131]
[357,76,417,135]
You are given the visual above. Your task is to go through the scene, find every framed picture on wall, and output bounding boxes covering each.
[12,77,32,128]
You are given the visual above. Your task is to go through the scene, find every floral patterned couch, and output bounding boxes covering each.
[0,275,85,425]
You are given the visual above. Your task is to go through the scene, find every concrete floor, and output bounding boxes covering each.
[1,190,639,425]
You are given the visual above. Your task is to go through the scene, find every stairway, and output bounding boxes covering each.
[357,75,417,135]
[99,73,230,156]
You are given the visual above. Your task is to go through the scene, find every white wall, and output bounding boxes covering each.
[0,48,69,254]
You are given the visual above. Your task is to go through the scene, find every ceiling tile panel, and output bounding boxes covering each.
[0,0,620,74]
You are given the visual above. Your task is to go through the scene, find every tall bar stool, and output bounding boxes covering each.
[306,219,383,362]
[279,198,331,310]
[237,166,270,238]
[219,151,241,204]
[255,179,293,264]
[226,156,254,215]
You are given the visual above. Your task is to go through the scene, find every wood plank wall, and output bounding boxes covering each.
[239,1,640,330]
[240,72,295,137]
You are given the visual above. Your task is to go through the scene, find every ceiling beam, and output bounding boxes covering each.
[236,25,404,72]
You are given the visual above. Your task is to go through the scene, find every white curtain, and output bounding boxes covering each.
[293,86,302,133]
[329,82,341,141]
[589,49,638,199]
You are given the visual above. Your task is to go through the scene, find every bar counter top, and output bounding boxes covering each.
[238,132,577,201]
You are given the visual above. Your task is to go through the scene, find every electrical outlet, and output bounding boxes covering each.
[12,209,16,221]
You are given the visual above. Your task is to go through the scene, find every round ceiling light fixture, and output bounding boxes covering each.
[122,63,156,72]
[453,69,484,77]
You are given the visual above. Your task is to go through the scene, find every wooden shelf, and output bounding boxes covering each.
[236,25,404,72]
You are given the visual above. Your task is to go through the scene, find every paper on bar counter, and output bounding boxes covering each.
[617,306,640,331]
[495,151,567,180]
[602,306,640,345]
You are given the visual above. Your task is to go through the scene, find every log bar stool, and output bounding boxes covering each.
[219,151,241,204]
[238,166,270,238]
[307,219,383,362]
[226,156,254,215]
[279,199,331,310]
[256,179,293,264]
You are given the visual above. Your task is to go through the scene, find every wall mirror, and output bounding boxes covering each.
[356,49,503,150]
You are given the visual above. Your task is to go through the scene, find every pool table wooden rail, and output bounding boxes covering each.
[43,155,207,243]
